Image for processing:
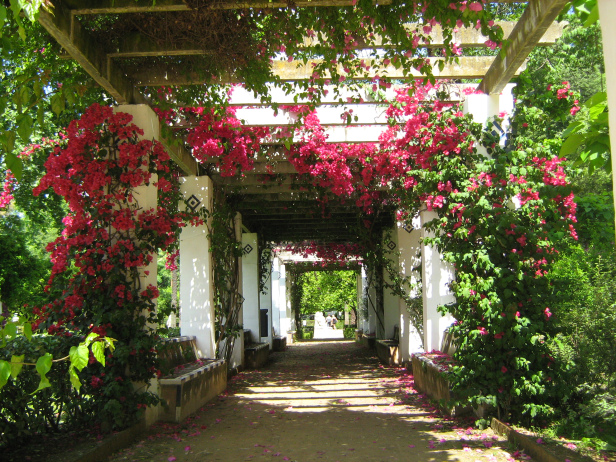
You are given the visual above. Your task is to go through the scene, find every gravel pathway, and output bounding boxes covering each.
[108,341,530,462]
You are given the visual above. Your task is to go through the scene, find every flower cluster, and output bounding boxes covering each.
[30,104,190,429]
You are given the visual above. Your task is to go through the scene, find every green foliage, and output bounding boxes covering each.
[299,270,357,316]
[561,91,610,173]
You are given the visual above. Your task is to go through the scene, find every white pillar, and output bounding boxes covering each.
[114,105,160,426]
[271,257,282,341]
[259,251,273,345]
[360,265,377,334]
[279,263,292,337]
[397,215,424,360]
[598,0,616,232]
[229,212,244,371]
[179,175,216,359]
[115,105,159,321]
[464,83,515,155]
[383,231,400,339]
[241,233,260,343]
[421,210,456,352]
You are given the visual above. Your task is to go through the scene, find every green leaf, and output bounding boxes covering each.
[0,360,10,389]
[584,91,607,109]
[69,366,81,391]
[0,129,16,152]
[50,92,65,116]
[33,353,53,393]
[91,341,106,366]
[23,322,32,341]
[10,355,24,378]
[0,7,7,33]
[16,113,33,143]
[560,134,585,157]
[4,151,23,180]
[69,344,89,372]
[3,322,17,341]
[584,4,599,26]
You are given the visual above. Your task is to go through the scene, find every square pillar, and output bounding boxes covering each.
[114,104,160,426]
[259,251,273,345]
[241,233,260,343]
[421,210,456,352]
[383,231,400,339]
[179,175,216,359]
[397,215,424,360]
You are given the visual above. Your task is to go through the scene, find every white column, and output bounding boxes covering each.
[229,212,244,371]
[114,105,160,426]
[179,175,216,359]
[421,210,456,352]
[397,215,424,360]
[271,257,282,341]
[360,265,377,334]
[259,251,273,345]
[115,105,159,318]
[383,231,400,339]
[279,263,291,337]
[241,233,260,343]
[464,83,515,155]
[598,0,616,231]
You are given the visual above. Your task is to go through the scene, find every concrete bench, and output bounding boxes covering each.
[273,335,287,351]
[244,342,269,369]
[410,330,481,417]
[376,326,400,366]
[158,336,227,422]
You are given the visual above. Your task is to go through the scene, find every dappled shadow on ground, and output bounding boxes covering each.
[108,341,531,462]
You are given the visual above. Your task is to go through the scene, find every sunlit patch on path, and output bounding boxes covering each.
[109,341,531,462]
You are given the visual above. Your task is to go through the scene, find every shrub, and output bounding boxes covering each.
[0,335,77,448]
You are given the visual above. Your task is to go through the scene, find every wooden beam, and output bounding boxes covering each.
[159,137,199,176]
[132,56,508,86]
[67,0,524,14]
[478,0,568,95]
[38,1,141,104]
[106,21,563,59]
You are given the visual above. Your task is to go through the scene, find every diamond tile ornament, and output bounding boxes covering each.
[403,223,413,233]
[186,194,202,212]
[387,240,396,250]
[244,244,253,254]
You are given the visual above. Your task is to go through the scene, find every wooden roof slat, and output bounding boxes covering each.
[478,0,569,95]
[106,21,564,59]
[68,0,520,15]
[38,3,141,105]
[132,56,518,85]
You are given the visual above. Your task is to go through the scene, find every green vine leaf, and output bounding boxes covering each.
[33,353,53,393]
[0,360,10,389]
[10,354,24,378]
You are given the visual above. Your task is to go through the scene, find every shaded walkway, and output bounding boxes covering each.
[110,341,524,461]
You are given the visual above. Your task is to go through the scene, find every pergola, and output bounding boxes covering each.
[37,0,572,244]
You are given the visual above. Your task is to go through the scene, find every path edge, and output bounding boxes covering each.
[491,418,561,462]
[68,420,146,462]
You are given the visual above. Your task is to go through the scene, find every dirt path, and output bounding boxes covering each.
[109,341,527,462]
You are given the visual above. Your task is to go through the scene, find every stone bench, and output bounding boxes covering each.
[410,330,478,417]
[376,326,400,366]
[273,335,287,352]
[157,336,227,422]
[244,334,269,369]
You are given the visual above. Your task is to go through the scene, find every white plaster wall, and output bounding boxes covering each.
[259,252,273,346]
[421,210,456,352]
[397,215,424,361]
[179,176,216,359]
[278,263,292,336]
[383,231,400,339]
[241,233,260,343]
